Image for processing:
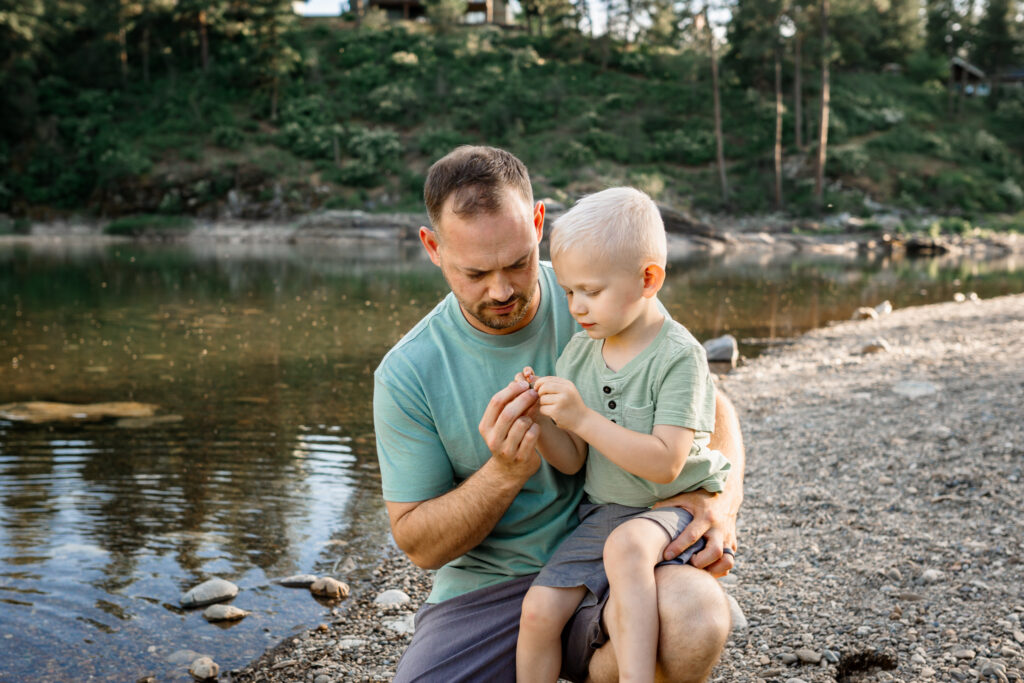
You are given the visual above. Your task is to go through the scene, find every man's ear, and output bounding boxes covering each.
[641,263,666,298]
[533,200,545,242]
[419,226,442,267]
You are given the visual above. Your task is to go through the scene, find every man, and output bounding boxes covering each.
[373,146,745,682]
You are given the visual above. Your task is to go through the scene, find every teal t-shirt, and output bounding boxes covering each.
[555,318,729,507]
[373,262,583,603]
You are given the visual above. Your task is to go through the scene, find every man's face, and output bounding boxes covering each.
[421,188,544,335]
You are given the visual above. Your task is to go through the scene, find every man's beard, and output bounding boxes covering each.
[458,283,537,331]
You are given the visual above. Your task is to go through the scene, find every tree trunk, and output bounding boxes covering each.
[199,9,209,72]
[794,32,803,150]
[706,6,729,203]
[117,0,128,85]
[774,44,784,210]
[813,0,830,209]
[142,25,151,84]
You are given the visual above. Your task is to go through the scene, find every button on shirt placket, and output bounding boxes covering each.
[603,385,619,423]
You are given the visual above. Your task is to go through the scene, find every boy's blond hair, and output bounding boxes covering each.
[550,187,667,273]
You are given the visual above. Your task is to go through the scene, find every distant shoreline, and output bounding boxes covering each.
[2,209,1022,261]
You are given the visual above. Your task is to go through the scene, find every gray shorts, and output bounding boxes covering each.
[394,573,599,683]
[533,502,705,610]
[393,504,705,683]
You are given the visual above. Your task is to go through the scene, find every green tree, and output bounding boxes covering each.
[974,0,1016,75]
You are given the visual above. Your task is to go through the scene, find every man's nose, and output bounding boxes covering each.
[488,274,514,303]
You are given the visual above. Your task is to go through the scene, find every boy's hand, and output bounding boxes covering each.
[533,376,588,432]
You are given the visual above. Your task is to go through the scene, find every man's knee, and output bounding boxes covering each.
[653,566,730,681]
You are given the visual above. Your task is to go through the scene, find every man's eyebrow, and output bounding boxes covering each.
[463,251,532,275]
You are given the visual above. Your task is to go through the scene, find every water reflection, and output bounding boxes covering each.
[0,239,1021,681]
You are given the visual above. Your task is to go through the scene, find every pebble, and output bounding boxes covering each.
[275,574,319,588]
[202,604,250,622]
[383,614,416,635]
[862,338,892,354]
[795,648,821,664]
[310,577,350,599]
[892,380,940,398]
[921,569,943,584]
[953,648,977,660]
[180,578,239,608]
[338,638,367,649]
[374,589,411,606]
[188,656,219,681]
[779,652,798,665]
[823,649,840,664]
[726,593,748,631]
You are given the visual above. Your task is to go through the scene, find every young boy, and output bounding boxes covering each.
[515,187,731,682]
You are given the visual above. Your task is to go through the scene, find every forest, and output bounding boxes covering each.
[1,0,1022,228]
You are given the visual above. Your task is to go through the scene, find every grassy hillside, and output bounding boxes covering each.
[3,22,1023,229]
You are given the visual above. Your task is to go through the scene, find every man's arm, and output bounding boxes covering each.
[654,390,745,576]
[386,381,542,570]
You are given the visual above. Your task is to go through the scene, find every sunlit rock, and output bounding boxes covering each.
[202,604,250,622]
[383,614,416,635]
[0,401,158,424]
[309,577,350,599]
[115,414,183,429]
[374,589,411,607]
[861,338,892,354]
[874,300,893,316]
[274,574,319,588]
[180,578,239,608]
[851,307,879,321]
[188,656,219,681]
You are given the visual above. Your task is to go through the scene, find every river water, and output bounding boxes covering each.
[0,239,1021,681]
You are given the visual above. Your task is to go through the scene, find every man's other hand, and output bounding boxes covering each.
[478,379,542,480]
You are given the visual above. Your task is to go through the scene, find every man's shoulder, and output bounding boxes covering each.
[375,295,452,381]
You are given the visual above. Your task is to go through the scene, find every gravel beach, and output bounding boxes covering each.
[233,292,1024,683]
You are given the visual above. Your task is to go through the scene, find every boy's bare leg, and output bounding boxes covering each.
[602,520,673,682]
[587,564,731,683]
[517,585,587,683]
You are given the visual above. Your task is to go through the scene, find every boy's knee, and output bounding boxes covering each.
[603,520,658,567]
[520,590,562,635]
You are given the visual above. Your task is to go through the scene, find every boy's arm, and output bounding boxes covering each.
[655,390,745,576]
[516,368,586,474]
[534,375,694,485]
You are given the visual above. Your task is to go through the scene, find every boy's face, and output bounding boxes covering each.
[552,246,649,340]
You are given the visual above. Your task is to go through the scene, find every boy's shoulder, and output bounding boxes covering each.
[660,317,707,357]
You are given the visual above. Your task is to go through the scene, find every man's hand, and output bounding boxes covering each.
[653,489,738,578]
[533,375,589,431]
[478,379,543,481]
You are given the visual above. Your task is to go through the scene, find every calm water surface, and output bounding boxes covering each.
[1,239,1021,681]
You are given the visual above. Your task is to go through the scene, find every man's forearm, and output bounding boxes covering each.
[710,390,745,511]
[387,458,529,570]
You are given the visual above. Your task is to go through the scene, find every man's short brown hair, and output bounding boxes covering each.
[424,146,533,230]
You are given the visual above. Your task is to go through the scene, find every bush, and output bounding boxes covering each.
[212,125,245,149]
[906,50,948,84]
[104,214,193,236]
[650,129,717,165]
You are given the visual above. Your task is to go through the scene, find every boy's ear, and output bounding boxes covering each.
[641,263,666,298]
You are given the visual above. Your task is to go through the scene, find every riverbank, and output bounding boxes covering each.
[229,292,1024,682]
[3,208,1023,262]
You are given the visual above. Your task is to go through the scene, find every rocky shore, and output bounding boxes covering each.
[227,292,1023,683]
[5,207,1023,261]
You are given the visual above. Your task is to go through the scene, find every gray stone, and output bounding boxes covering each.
[886,567,903,582]
[180,578,239,608]
[188,656,219,681]
[920,568,943,584]
[892,380,940,398]
[823,649,840,664]
[383,614,416,635]
[795,648,821,664]
[314,676,331,683]
[703,335,739,365]
[779,652,798,665]
[953,648,977,660]
[310,577,350,599]
[275,574,319,588]
[337,638,367,650]
[875,300,893,316]
[374,589,411,606]
[725,593,748,631]
[202,604,250,622]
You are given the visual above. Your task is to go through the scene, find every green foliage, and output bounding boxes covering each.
[104,214,194,236]
[905,50,948,84]
[212,125,245,149]
[650,129,717,165]
[417,127,473,159]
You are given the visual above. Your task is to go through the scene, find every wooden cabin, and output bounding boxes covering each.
[951,56,988,96]
[357,0,514,23]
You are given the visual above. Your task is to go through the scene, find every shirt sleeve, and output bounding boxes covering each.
[373,366,456,503]
[652,342,716,434]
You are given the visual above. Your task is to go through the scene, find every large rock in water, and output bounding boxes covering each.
[309,577,350,599]
[202,604,250,622]
[703,335,739,365]
[0,401,159,424]
[180,578,239,608]
[188,656,219,681]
